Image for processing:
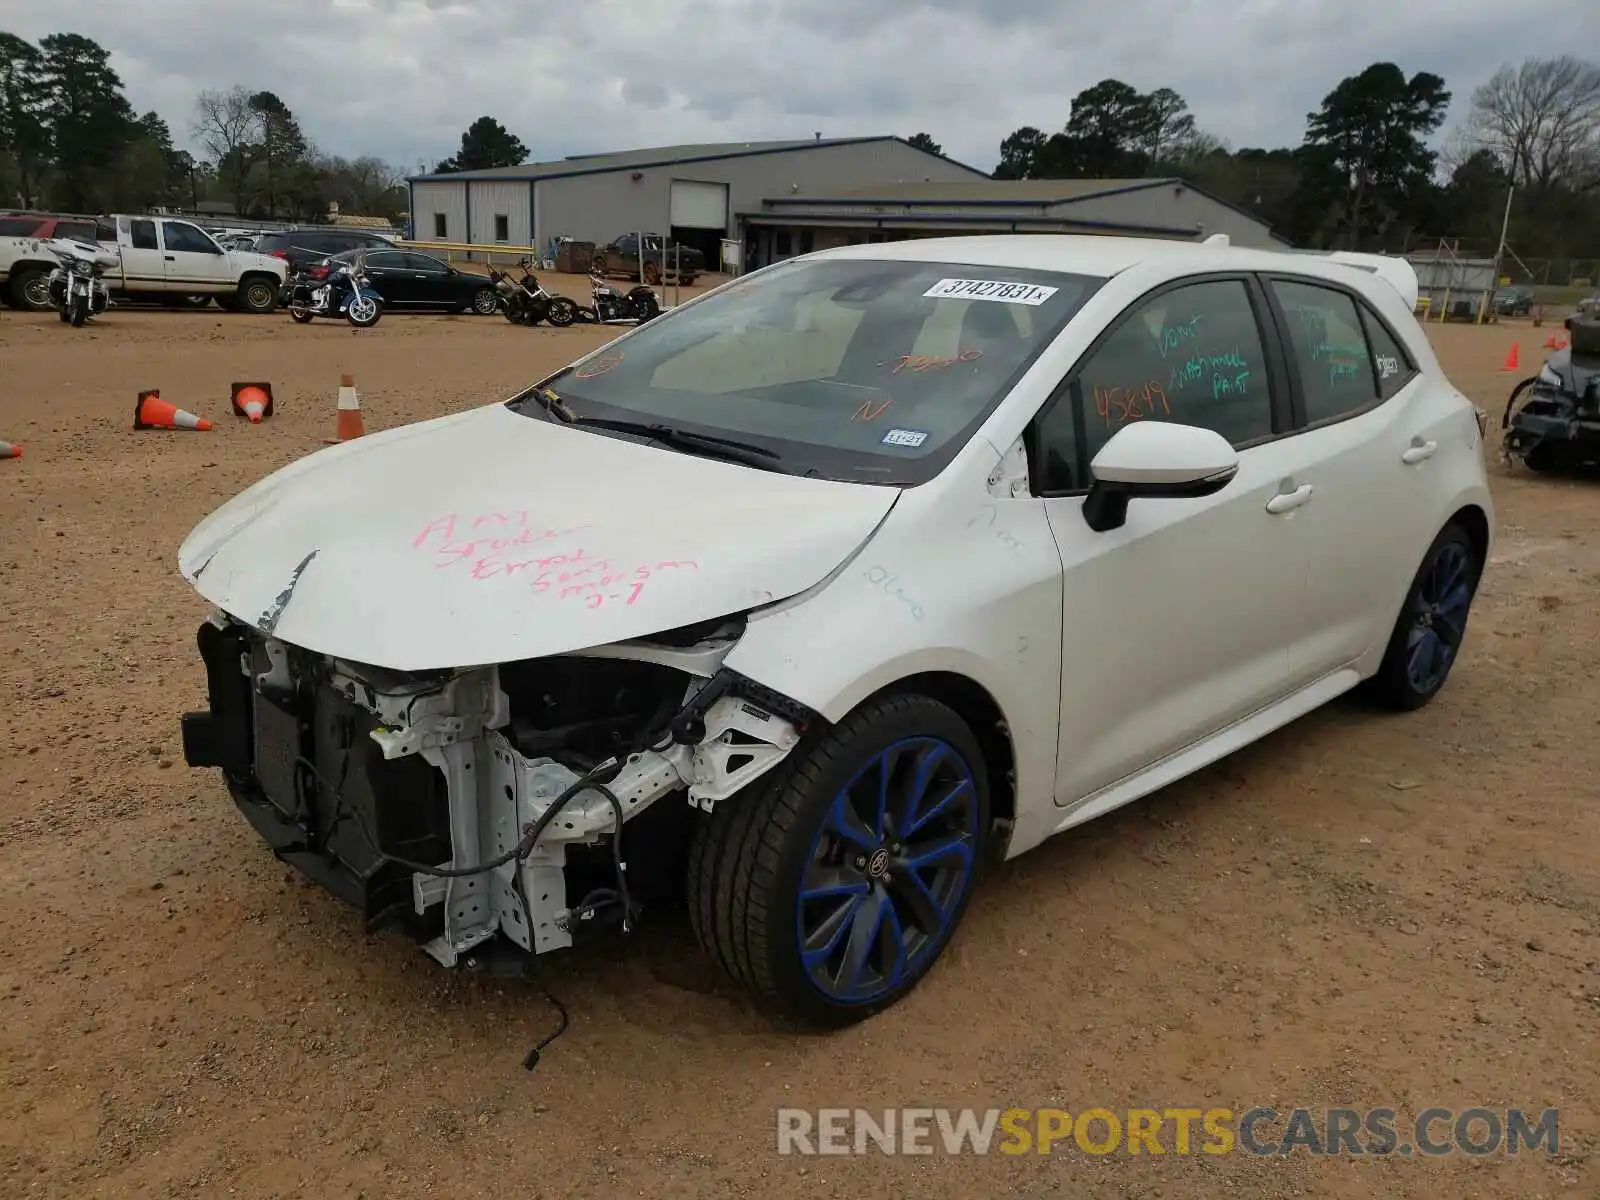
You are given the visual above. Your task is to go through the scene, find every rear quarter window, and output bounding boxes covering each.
[0,216,43,236]
[1359,307,1419,401]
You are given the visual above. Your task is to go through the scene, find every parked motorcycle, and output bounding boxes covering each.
[487,260,576,326]
[284,252,384,328]
[42,236,117,326]
[1502,312,1600,473]
[573,272,661,326]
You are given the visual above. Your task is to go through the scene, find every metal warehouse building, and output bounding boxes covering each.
[406,138,1284,273]
[406,135,988,270]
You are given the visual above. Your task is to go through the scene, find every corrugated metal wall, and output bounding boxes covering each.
[533,140,985,248]
[467,181,533,246]
[411,181,467,242]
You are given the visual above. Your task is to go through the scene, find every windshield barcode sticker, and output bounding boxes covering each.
[882,428,929,448]
[923,278,1059,305]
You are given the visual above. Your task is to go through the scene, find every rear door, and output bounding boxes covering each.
[160,220,233,289]
[1259,274,1443,682]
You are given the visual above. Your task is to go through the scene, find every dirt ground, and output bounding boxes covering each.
[0,289,1596,1200]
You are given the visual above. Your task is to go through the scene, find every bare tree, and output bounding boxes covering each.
[192,86,259,213]
[1466,56,1600,192]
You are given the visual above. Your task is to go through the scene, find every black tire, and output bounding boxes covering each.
[469,287,499,316]
[57,306,71,323]
[1521,446,1561,473]
[1360,521,1482,712]
[346,295,382,328]
[687,693,989,1026]
[68,295,88,327]
[235,276,278,314]
[546,297,577,327]
[12,267,53,311]
[288,307,314,324]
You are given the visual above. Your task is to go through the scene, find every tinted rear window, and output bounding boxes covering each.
[0,216,44,236]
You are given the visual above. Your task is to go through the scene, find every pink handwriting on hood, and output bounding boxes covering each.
[411,512,590,569]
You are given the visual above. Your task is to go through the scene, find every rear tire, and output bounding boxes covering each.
[687,693,988,1026]
[470,287,499,316]
[1361,521,1481,712]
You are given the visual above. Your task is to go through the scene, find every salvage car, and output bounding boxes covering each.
[178,234,1493,1027]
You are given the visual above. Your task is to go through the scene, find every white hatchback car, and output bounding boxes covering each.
[178,235,1493,1027]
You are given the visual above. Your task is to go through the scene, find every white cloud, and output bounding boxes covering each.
[3,0,1596,173]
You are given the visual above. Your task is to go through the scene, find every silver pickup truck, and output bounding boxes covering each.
[1,213,287,312]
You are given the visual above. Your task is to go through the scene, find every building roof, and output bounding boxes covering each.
[407,136,989,184]
[802,179,1158,203]
[756,176,1290,245]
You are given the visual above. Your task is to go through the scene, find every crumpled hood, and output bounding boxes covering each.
[179,403,897,670]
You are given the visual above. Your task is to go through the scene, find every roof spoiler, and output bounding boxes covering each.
[1303,250,1420,311]
[1200,235,1420,310]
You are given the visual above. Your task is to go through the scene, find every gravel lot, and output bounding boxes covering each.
[1,293,1595,1199]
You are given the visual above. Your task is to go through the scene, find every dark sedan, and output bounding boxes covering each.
[326,248,501,314]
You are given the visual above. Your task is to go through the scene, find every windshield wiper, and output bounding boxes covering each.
[569,417,783,470]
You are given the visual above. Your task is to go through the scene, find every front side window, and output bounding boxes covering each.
[1036,278,1275,490]
[1271,278,1380,424]
[162,221,220,254]
[525,258,1103,485]
[403,252,449,274]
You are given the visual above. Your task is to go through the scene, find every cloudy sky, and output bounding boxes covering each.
[4,0,1597,174]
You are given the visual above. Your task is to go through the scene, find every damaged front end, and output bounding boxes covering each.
[180,610,813,968]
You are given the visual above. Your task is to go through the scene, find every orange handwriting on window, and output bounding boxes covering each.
[852,397,893,421]
[891,348,983,374]
[1093,380,1171,429]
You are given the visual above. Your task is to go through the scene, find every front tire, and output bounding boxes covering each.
[688,693,988,1026]
[68,294,89,326]
[236,276,278,314]
[346,295,381,327]
[546,297,577,327]
[1362,521,1481,712]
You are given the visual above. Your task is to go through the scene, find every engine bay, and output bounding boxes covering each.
[180,610,809,969]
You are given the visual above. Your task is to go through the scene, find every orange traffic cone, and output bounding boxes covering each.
[0,440,20,459]
[1502,343,1519,371]
[231,381,274,423]
[1544,334,1560,350]
[133,389,213,431]
[323,374,365,444]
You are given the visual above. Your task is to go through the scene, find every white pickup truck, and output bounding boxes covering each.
[0,213,287,313]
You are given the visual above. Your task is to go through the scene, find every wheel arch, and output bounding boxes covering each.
[1448,502,1491,580]
[832,669,1018,863]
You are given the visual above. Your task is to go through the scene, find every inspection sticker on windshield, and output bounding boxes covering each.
[882,428,929,448]
[923,278,1059,305]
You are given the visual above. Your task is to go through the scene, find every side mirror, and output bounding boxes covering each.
[1082,421,1239,532]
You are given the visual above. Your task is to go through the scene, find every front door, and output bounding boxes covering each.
[119,217,166,289]
[160,220,233,290]
[1031,275,1309,805]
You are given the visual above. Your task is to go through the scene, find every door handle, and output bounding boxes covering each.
[1401,439,1438,464]
[164,254,175,261]
[1265,483,1314,514]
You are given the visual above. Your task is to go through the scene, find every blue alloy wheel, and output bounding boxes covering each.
[795,736,980,1005]
[1406,539,1473,694]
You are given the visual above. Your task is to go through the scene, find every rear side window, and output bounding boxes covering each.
[1361,309,1418,401]
[0,216,44,236]
[130,219,158,250]
[1270,279,1380,424]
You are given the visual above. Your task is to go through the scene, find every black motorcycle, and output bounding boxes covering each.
[1503,312,1600,473]
[488,260,576,326]
[283,253,383,328]
[573,272,661,325]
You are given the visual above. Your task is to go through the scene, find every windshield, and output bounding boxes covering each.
[520,256,1103,484]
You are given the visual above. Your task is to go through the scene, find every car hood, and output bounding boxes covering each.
[178,403,898,670]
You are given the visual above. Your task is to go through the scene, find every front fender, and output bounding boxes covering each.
[722,443,1065,847]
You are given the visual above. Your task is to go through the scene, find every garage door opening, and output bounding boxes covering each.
[669,179,728,275]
